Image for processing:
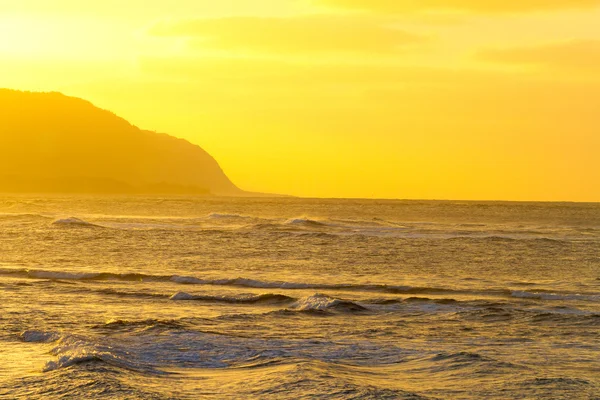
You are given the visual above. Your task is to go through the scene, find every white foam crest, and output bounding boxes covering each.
[292,294,341,311]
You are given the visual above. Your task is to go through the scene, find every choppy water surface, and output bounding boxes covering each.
[0,196,599,399]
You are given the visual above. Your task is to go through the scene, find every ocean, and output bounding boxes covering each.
[0,196,598,399]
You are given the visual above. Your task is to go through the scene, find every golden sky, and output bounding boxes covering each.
[2,0,600,200]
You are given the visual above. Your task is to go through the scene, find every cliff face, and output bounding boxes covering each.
[0,89,241,195]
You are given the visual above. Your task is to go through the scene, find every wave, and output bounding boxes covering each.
[178,276,435,295]
[369,296,461,306]
[3,267,598,303]
[20,326,412,375]
[431,351,491,363]
[529,312,600,325]
[53,214,255,231]
[403,296,459,305]
[532,377,591,386]
[204,213,254,221]
[0,268,172,282]
[52,217,102,228]
[170,292,367,313]
[20,330,61,343]
[511,291,600,302]
[170,292,295,304]
[20,330,168,374]
[46,337,166,374]
[444,235,572,244]
[8,211,593,241]
[284,218,327,227]
[0,268,150,282]
[92,318,187,331]
[290,294,368,313]
[426,351,524,371]
[45,353,103,372]
[455,303,600,326]
[94,288,169,299]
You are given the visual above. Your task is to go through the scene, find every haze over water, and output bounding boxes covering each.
[0,196,598,399]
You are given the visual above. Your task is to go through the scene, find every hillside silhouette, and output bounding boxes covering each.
[0,89,242,195]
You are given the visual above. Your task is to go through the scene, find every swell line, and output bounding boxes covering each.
[1,267,598,302]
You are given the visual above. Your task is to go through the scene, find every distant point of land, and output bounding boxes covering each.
[0,89,246,196]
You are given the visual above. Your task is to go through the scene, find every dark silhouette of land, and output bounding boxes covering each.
[0,89,242,195]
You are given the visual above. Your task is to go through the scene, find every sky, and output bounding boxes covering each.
[1,0,600,201]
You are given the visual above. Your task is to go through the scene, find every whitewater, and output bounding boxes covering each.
[0,196,599,399]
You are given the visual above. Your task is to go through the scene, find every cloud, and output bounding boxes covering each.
[478,40,600,71]
[316,0,600,13]
[150,15,426,54]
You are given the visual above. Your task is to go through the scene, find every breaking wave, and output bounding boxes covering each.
[45,336,166,374]
[20,330,167,374]
[19,327,411,375]
[290,294,368,313]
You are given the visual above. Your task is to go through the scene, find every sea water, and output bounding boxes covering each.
[0,196,598,399]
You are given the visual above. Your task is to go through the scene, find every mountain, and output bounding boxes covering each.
[0,89,242,195]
